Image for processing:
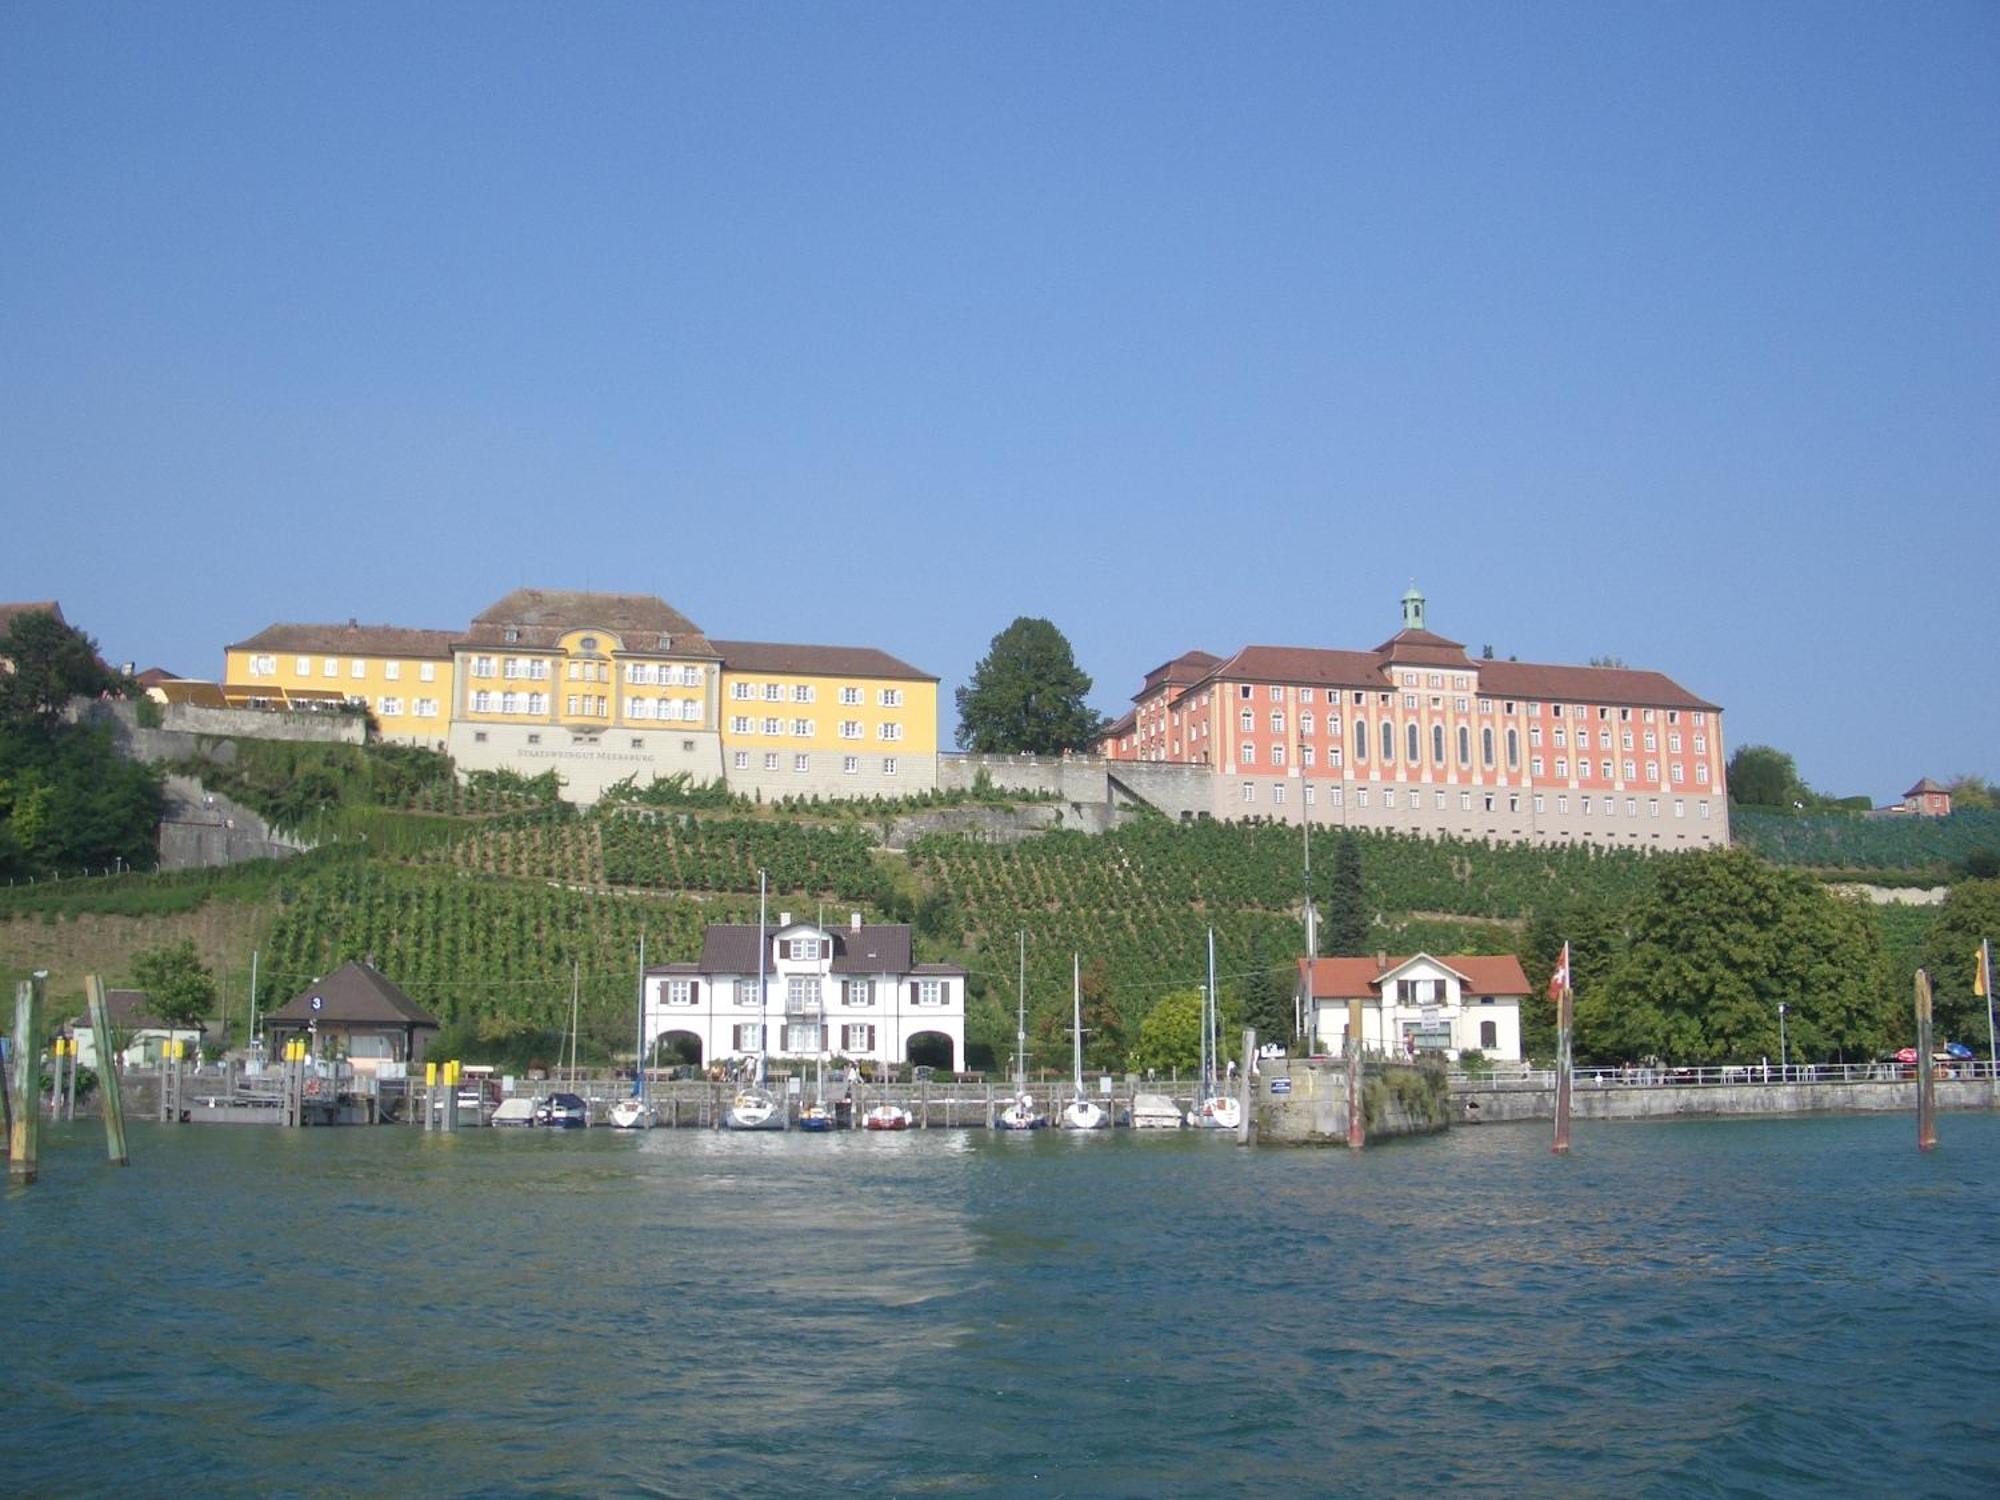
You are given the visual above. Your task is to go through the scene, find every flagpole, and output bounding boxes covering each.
[1552,941,1573,1156]
[1982,938,1995,1097]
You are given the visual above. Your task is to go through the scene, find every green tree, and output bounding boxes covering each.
[1522,892,1630,1060]
[1324,833,1369,955]
[1915,878,2000,1056]
[1580,848,1890,1064]
[0,610,126,730]
[131,939,216,1030]
[1128,987,1204,1074]
[954,618,1104,754]
[1727,745,1805,809]
[1240,931,1291,1044]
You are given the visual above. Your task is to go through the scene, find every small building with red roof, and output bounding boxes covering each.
[1295,951,1530,1062]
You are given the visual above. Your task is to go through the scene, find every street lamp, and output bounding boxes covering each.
[1777,1003,1788,1077]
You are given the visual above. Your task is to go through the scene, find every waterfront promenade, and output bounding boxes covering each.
[1452,1060,2000,1124]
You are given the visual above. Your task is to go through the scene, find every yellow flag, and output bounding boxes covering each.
[1978,947,1988,998]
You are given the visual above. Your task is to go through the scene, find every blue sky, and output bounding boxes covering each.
[4,1,1993,802]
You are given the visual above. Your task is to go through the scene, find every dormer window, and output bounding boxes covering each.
[788,937,822,961]
[581,636,598,652]
[504,627,519,644]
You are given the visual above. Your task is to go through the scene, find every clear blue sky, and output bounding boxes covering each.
[4,2,1994,802]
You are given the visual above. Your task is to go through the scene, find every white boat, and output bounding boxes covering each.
[863,1102,911,1131]
[610,935,656,1130]
[1058,953,1109,1130]
[1187,928,1235,1130]
[725,1086,784,1130]
[723,871,787,1131]
[1129,1092,1184,1129]
[608,1096,657,1130]
[996,935,1046,1129]
[490,1097,539,1127]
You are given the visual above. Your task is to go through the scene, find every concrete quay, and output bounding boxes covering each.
[1454,1063,2000,1125]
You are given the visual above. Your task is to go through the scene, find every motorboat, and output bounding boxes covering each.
[797,1100,836,1132]
[1129,1092,1184,1129]
[863,1103,911,1131]
[536,1092,589,1128]
[490,1097,539,1127]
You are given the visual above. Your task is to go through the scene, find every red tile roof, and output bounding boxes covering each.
[1298,954,1530,998]
[0,600,66,635]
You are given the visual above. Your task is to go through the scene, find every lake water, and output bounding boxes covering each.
[4,1114,1998,1497]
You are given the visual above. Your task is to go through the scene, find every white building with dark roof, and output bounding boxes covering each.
[644,914,965,1074]
[1101,587,1729,849]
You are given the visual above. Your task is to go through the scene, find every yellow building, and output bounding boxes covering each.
[222,621,456,748]
[224,590,939,803]
[446,589,726,799]
[714,640,939,801]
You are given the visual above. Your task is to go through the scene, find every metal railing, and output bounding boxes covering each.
[1450,1060,2000,1090]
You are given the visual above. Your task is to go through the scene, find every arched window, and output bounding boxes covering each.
[1381,721,1395,763]
[1406,723,1420,763]
[1432,724,1446,764]
[1506,729,1520,769]
[1458,725,1471,764]
[1482,727,1495,767]
[1480,1019,1497,1049]
[1354,720,1368,762]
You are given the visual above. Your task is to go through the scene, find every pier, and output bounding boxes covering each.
[1449,1060,2000,1124]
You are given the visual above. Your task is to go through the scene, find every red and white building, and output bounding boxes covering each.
[1296,952,1530,1061]
[1101,588,1728,849]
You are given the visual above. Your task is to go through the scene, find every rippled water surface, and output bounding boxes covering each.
[5,1114,1999,1497]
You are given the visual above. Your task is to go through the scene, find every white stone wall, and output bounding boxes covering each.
[447,721,726,803]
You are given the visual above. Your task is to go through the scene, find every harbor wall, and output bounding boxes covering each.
[1456,1077,2000,1124]
[1253,1058,1451,1145]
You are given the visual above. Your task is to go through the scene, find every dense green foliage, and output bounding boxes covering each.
[1577,849,1893,1063]
[170,740,463,834]
[257,861,722,1054]
[0,610,128,728]
[1324,833,1368,955]
[1731,807,2000,873]
[1914,880,2000,1052]
[131,939,217,1028]
[0,721,163,882]
[953,617,1104,754]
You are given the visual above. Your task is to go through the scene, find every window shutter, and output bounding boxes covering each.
[689,980,699,1003]
[820,1025,828,1051]
[909,981,918,1006]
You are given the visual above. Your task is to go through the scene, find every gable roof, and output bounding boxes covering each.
[711,640,935,682]
[1186,643,1716,712]
[229,621,457,659]
[263,961,440,1029]
[667,922,962,978]
[1297,954,1530,999]
[67,988,194,1033]
[460,589,718,657]
[1905,778,1948,797]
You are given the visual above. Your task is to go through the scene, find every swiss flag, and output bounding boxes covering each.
[1548,941,1571,1000]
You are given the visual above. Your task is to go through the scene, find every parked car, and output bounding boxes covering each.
[535,1092,589,1128]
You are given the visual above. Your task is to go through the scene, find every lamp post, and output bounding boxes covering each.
[1777,1003,1788,1079]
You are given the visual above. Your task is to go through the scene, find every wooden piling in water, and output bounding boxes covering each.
[1916,968,1938,1152]
[9,974,44,1184]
[86,977,130,1166]
[1553,980,1575,1156]
[1237,1029,1255,1144]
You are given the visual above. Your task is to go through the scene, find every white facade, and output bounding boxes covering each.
[1302,954,1523,1062]
[644,918,965,1073]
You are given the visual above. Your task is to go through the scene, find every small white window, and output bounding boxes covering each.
[882,757,897,775]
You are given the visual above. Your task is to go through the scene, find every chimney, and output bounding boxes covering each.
[779,912,792,928]
[850,911,862,931]
[1375,950,1388,972]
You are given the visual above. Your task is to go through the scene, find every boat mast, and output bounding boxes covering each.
[1205,926,1217,1101]
[1071,952,1084,1096]
[1015,930,1027,1091]
[568,960,581,1089]
[636,932,647,1106]
[756,868,768,1087]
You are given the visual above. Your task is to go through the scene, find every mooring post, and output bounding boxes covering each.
[1916,968,1938,1152]
[63,1036,78,1121]
[86,976,130,1166]
[9,974,44,1185]
[1238,1029,1255,1144]
[1553,980,1575,1156]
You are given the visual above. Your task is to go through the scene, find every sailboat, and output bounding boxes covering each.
[1058,953,1109,1130]
[724,870,785,1131]
[1187,928,1241,1130]
[997,931,1046,1130]
[797,1054,835,1132]
[609,934,657,1129]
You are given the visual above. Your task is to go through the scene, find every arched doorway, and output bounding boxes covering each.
[906,1031,955,1074]
[652,1030,703,1071]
